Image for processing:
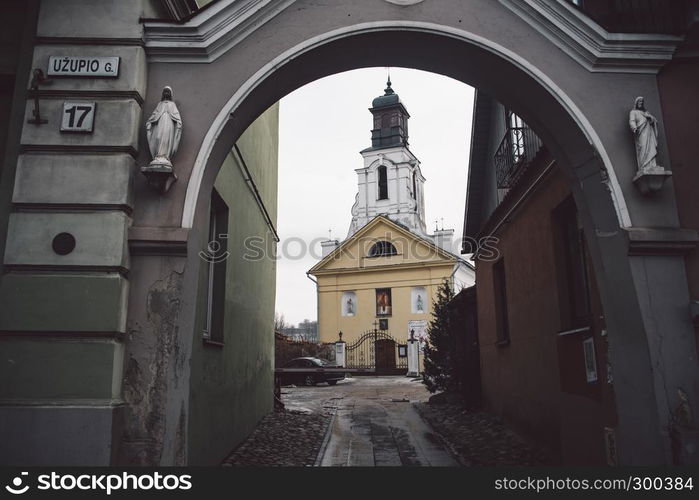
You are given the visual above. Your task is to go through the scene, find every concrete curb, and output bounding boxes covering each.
[412,401,466,466]
[313,407,338,467]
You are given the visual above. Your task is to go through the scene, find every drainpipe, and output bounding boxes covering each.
[306,272,319,343]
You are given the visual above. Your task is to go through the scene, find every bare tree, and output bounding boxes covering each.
[274,312,291,333]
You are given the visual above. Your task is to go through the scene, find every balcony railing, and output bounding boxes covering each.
[571,0,689,35]
[494,126,543,190]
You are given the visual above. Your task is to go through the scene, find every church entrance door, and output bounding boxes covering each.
[375,338,396,375]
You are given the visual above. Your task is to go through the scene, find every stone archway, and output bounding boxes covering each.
[3,0,696,466]
[136,3,697,466]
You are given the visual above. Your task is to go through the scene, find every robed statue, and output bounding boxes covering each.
[146,86,182,168]
[629,96,660,173]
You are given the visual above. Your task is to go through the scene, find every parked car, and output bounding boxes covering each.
[277,357,345,386]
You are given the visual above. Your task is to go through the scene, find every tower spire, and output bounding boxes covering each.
[385,74,394,95]
[348,80,426,238]
[366,77,409,150]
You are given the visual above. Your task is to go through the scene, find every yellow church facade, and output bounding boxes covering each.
[309,216,473,345]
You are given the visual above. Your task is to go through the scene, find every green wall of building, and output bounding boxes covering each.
[187,104,279,464]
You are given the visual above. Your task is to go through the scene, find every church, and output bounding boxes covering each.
[308,80,474,349]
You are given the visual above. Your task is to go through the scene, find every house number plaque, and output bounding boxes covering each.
[60,101,96,133]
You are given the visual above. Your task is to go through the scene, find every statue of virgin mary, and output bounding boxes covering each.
[146,86,182,167]
[629,96,660,173]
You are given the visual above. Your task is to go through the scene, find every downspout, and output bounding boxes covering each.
[233,144,280,242]
[450,263,460,292]
[306,272,319,342]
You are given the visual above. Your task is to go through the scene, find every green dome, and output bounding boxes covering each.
[372,78,401,108]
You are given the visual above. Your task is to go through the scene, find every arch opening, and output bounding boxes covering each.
[181,24,629,234]
[143,18,675,467]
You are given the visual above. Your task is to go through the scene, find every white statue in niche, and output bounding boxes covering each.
[346,297,354,316]
[146,86,182,168]
[416,294,424,313]
[629,96,661,173]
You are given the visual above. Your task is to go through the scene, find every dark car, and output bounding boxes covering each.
[277,357,345,386]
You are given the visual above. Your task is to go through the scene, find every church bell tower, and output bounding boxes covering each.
[347,79,427,238]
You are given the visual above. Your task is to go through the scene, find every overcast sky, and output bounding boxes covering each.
[276,67,475,326]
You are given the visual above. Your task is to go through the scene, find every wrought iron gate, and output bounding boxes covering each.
[345,329,408,374]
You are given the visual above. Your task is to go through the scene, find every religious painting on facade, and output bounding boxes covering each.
[375,288,392,316]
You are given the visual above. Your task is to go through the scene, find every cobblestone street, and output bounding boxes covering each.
[223,375,549,467]
[316,377,456,466]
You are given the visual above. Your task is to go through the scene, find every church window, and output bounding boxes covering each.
[378,165,388,200]
[369,240,397,257]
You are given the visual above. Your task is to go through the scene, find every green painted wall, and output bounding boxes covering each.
[0,273,128,332]
[187,104,279,464]
[0,339,122,400]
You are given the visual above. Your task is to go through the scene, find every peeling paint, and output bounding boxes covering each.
[120,270,184,465]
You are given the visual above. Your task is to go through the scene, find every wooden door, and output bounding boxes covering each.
[375,338,396,374]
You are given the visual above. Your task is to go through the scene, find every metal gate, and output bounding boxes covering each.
[345,329,408,375]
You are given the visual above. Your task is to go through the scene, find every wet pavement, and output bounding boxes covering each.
[225,375,548,466]
[283,376,457,466]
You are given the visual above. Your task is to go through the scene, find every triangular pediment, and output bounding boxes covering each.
[309,216,457,275]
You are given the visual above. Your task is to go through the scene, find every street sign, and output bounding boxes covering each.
[48,56,120,77]
[60,101,96,133]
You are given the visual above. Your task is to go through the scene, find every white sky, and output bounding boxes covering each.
[276,67,474,326]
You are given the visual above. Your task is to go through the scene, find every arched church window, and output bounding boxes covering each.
[369,240,397,257]
[378,165,388,200]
